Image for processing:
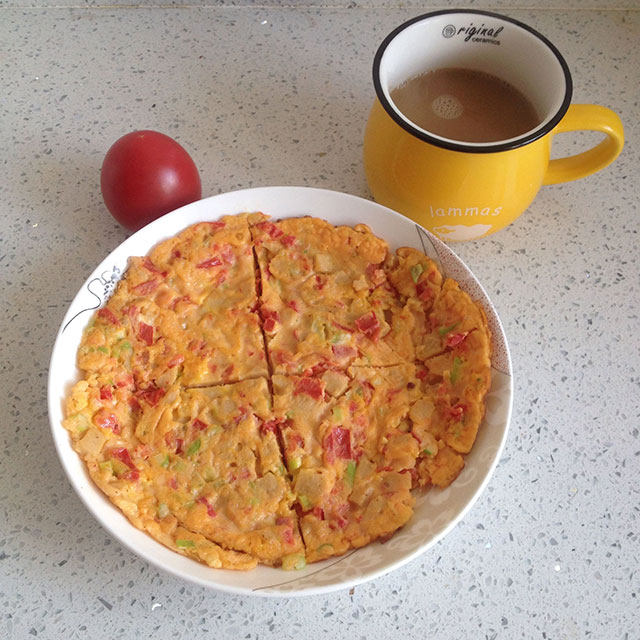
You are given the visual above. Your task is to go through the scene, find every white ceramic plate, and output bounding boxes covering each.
[48,186,512,597]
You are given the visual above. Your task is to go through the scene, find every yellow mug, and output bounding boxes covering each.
[363,10,624,241]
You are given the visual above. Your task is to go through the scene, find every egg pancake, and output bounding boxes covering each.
[63,213,491,570]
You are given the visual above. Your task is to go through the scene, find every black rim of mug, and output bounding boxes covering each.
[372,9,573,154]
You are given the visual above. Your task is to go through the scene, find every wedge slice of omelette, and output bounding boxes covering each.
[271,365,422,562]
[76,214,267,392]
[64,377,304,568]
[251,216,416,374]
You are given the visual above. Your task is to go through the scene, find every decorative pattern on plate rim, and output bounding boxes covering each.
[62,265,121,333]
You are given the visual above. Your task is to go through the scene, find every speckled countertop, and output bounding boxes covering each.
[1,1,639,638]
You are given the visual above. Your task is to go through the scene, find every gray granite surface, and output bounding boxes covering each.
[1,2,639,638]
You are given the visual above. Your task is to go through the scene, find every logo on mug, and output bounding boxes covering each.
[442,24,457,38]
[441,22,504,45]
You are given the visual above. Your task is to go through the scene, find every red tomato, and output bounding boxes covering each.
[101,130,202,231]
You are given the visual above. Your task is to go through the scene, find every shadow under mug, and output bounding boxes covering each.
[363,10,624,242]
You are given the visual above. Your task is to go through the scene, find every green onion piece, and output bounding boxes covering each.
[285,411,294,420]
[332,407,343,421]
[276,464,286,476]
[316,543,334,555]
[68,413,90,433]
[287,457,302,473]
[97,346,109,354]
[110,459,129,477]
[422,448,433,456]
[298,494,311,510]
[117,340,132,351]
[438,322,459,337]
[345,460,357,488]
[186,438,201,456]
[410,263,424,283]
[281,553,307,571]
[176,539,195,548]
[450,357,463,384]
[98,460,113,474]
[157,503,169,518]
[154,453,169,468]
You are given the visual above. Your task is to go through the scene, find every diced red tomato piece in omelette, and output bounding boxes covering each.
[323,427,352,462]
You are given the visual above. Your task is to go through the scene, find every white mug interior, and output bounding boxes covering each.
[375,10,572,150]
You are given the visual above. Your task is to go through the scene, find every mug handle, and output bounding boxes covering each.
[542,104,624,185]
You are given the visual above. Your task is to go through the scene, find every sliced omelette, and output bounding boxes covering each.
[412,279,492,454]
[64,212,493,571]
[139,378,304,565]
